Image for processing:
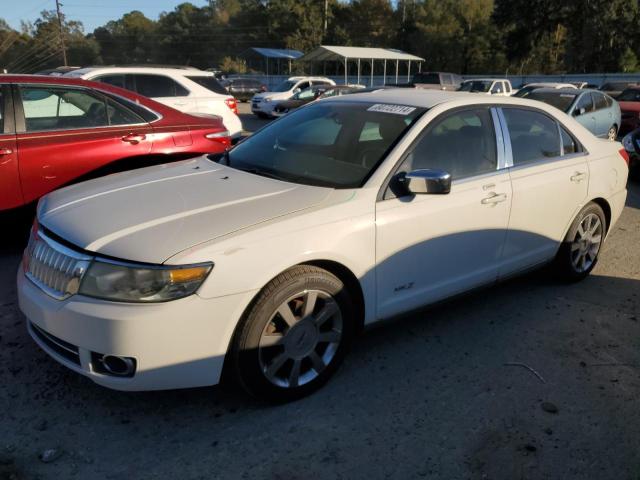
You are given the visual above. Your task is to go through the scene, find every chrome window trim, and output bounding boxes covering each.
[490,107,508,170]
[508,151,588,173]
[495,108,513,168]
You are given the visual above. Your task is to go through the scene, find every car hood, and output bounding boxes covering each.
[38,157,331,264]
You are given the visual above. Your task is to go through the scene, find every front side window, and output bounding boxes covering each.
[273,80,297,92]
[459,81,491,93]
[295,81,310,91]
[491,82,503,94]
[398,108,497,180]
[20,86,110,131]
[503,108,561,164]
[132,74,189,98]
[225,102,424,188]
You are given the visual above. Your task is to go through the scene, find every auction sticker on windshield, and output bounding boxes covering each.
[367,104,417,115]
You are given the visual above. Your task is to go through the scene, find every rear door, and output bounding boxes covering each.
[0,84,23,210]
[499,107,589,275]
[592,92,614,137]
[15,84,152,204]
[572,93,596,135]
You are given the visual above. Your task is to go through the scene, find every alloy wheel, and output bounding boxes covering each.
[607,126,617,141]
[570,213,603,273]
[258,290,343,388]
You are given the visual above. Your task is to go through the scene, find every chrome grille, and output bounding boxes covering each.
[24,229,92,300]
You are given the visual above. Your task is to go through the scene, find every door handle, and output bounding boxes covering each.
[570,171,587,182]
[121,133,146,144]
[481,192,507,205]
[0,147,13,155]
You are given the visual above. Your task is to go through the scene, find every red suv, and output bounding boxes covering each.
[0,75,231,211]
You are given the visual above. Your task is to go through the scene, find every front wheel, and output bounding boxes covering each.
[555,202,607,281]
[607,125,617,141]
[230,265,355,402]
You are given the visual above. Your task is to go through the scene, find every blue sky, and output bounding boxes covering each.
[4,0,210,33]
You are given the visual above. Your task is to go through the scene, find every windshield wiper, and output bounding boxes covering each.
[236,166,288,182]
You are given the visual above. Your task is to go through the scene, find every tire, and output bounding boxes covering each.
[555,202,607,281]
[230,265,355,402]
[607,125,618,141]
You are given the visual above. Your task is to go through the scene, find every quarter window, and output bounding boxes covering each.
[20,86,110,132]
[399,108,497,180]
[105,98,145,126]
[132,74,189,97]
[560,126,578,155]
[502,108,561,164]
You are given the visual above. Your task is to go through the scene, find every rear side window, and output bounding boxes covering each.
[593,93,608,110]
[19,86,110,131]
[503,108,561,164]
[399,108,497,180]
[94,74,127,89]
[104,93,160,123]
[132,74,189,97]
[105,98,145,126]
[185,76,227,95]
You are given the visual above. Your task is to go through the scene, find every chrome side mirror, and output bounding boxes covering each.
[398,169,451,195]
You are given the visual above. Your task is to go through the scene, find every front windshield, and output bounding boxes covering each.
[273,80,297,92]
[526,91,577,112]
[618,89,640,101]
[459,81,492,92]
[225,102,425,188]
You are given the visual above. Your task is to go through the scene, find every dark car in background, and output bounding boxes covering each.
[617,87,640,135]
[224,77,266,102]
[599,81,639,99]
[621,127,640,176]
[272,84,363,117]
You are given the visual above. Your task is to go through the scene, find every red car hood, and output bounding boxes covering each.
[619,101,640,112]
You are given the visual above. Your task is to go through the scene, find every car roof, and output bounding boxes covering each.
[66,67,215,78]
[525,82,575,88]
[325,88,558,109]
[463,78,506,82]
[531,87,606,95]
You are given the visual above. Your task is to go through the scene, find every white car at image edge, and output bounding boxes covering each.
[251,76,336,117]
[18,90,629,402]
[66,67,243,138]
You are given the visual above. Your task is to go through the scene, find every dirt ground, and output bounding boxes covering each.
[1,115,639,479]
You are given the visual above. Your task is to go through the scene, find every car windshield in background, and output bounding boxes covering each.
[186,76,227,95]
[617,89,640,101]
[224,102,425,188]
[273,80,297,92]
[459,81,492,92]
[526,91,577,112]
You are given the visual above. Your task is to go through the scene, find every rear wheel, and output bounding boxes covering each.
[607,125,618,141]
[230,265,355,402]
[555,202,606,281]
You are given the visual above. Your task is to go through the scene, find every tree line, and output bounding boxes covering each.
[1,0,639,75]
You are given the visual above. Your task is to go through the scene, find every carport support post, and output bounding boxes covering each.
[344,57,347,84]
[357,58,361,85]
[419,62,422,73]
[395,59,399,83]
[383,59,387,85]
[370,58,374,87]
[407,60,411,81]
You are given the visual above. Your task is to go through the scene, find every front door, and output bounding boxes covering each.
[375,107,512,319]
[15,84,152,204]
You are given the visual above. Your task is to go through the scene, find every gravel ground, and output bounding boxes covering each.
[1,124,639,479]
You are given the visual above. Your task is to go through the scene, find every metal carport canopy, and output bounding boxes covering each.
[298,45,425,85]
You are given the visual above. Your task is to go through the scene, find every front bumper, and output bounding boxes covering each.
[251,99,275,116]
[18,268,255,391]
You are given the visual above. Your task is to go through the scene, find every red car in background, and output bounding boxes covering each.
[617,87,640,135]
[0,75,231,211]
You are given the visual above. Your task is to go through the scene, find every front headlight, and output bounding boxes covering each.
[78,260,213,303]
[263,98,272,103]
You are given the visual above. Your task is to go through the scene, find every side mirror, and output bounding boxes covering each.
[574,107,586,116]
[397,169,451,195]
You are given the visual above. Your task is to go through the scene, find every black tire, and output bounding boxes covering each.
[607,125,618,141]
[554,202,607,281]
[229,265,355,402]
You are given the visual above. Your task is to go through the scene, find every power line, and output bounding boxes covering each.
[12,42,60,73]
[5,31,60,71]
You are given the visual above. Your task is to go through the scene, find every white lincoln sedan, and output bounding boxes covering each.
[18,90,629,402]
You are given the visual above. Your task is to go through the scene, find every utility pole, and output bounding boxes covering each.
[55,0,68,66]
[323,0,329,39]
